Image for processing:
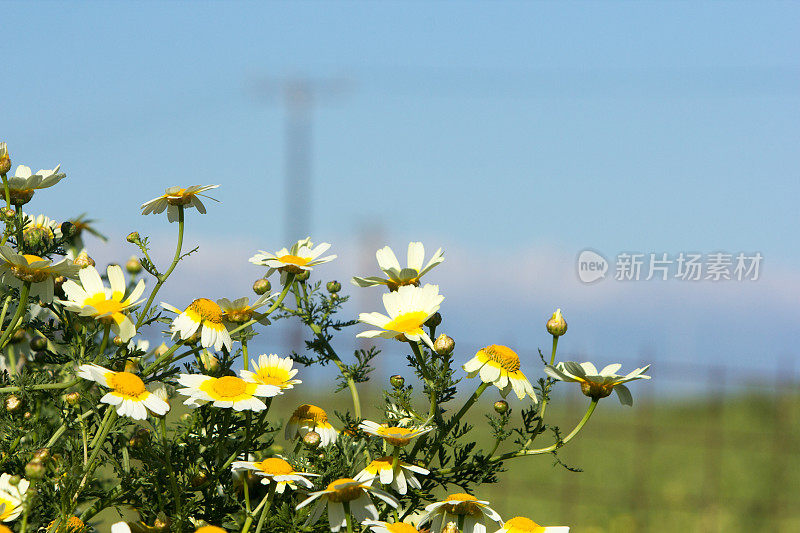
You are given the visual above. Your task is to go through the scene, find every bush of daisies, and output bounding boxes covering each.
[0,143,651,533]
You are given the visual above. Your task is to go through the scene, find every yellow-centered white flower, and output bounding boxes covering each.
[59,265,145,341]
[362,521,424,533]
[544,361,651,406]
[231,457,318,493]
[140,184,220,222]
[285,404,338,446]
[463,345,538,402]
[354,457,429,495]
[495,517,570,533]
[217,293,274,327]
[357,284,443,349]
[77,364,169,420]
[352,242,444,290]
[6,164,64,205]
[418,493,502,533]
[162,298,232,352]
[0,473,29,522]
[296,478,399,533]
[240,354,301,391]
[0,245,79,304]
[176,373,278,411]
[359,421,433,448]
[249,237,336,278]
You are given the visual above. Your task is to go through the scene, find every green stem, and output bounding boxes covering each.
[0,281,30,352]
[0,378,80,395]
[135,205,184,329]
[96,322,111,358]
[74,409,118,504]
[14,204,24,253]
[252,481,277,533]
[525,334,560,449]
[409,341,437,420]
[2,172,10,209]
[344,501,353,533]
[160,417,182,525]
[550,335,559,365]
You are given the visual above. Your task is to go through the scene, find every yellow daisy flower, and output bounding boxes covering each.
[0,245,79,304]
[544,361,650,406]
[352,241,444,290]
[363,521,423,533]
[77,364,169,420]
[357,284,443,349]
[495,517,570,532]
[59,265,145,341]
[249,237,336,278]
[463,345,538,402]
[240,354,301,391]
[6,164,64,205]
[176,373,276,411]
[231,457,318,493]
[162,298,232,352]
[285,404,338,446]
[296,478,399,533]
[0,473,29,522]
[354,456,429,495]
[418,493,502,533]
[359,421,433,448]
[140,184,220,222]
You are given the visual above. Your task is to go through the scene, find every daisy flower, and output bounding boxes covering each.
[59,265,145,341]
[240,354,301,391]
[544,362,651,406]
[249,237,336,278]
[6,164,64,205]
[0,473,29,522]
[22,213,62,251]
[363,521,424,533]
[354,456,429,495]
[140,184,220,222]
[0,142,8,173]
[463,345,538,402]
[231,457,318,493]
[418,493,502,533]
[0,245,79,304]
[77,364,169,420]
[296,478,398,533]
[217,292,274,326]
[357,284,443,349]
[285,404,338,446]
[176,373,277,411]
[162,298,232,352]
[495,517,569,532]
[353,242,444,290]
[359,421,433,448]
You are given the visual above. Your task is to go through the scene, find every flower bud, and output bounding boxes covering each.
[10,328,26,344]
[8,475,21,486]
[59,221,76,239]
[124,357,140,373]
[296,270,311,282]
[0,208,14,220]
[546,308,567,337]
[302,431,321,449]
[493,400,509,414]
[326,280,341,293]
[433,334,455,356]
[23,411,32,419]
[443,522,460,533]
[63,392,81,406]
[153,517,171,532]
[33,448,50,462]
[0,142,10,175]
[425,312,442,328]
[200,352,219,373]
[252,278,271,295]
[191,469,209,488]
[73,251,95,269]
[53,276,67,297]
[126,231,140,244]
[29,336,47,351]
[25,460,46,480]
[390,375,405,389]
[5,395,23,413]
[128,428,150,448]
[23,227,53,254]
[125,256,142,274]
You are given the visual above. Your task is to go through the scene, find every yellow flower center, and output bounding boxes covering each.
[386,524,420,533]
[504,516,544,532]
[0,495,19,520]
[212,376,248,398]
[109,372,147,398]
[256,366,291,388]
[376,426,415,446]
[165,188,193,205]
[0,524,13,533]
[444,493,482,515]
[326,478,364,502]
[292,404,328,424]
[257,457,295,476]
[366,457,394,473]
[195,527,226,533]
[482,345,521,372]
[383,311,428,334]
[47,516,85,532]
[84,293,125,316]
[188,298,224,323]
[278,254,312,266]
[9,254,50,282]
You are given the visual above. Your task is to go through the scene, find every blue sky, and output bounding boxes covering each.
[3,1,799,385]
